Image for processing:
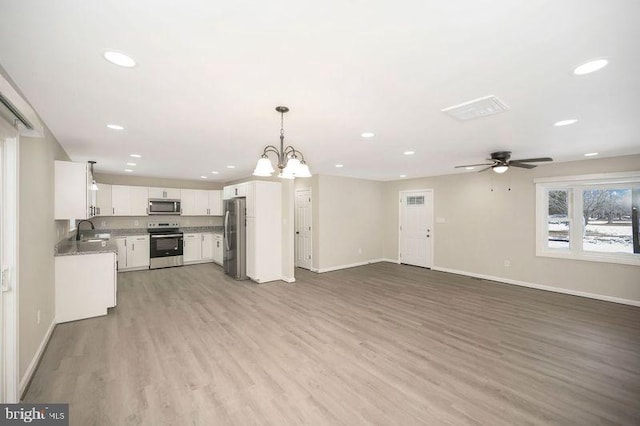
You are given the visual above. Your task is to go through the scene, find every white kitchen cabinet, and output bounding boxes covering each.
[131,186,149,215]
[55,252,117,323]
[149,187,181,199]
[201,233,214,260]
[189,189,223,215]
[208,190,223,215]
[245,181,282,283]
[111,185,131,216]
[222,183,248,200]
[182,189,211,216]
[95,183,112,216]
[55,160,92,220]
[183,233,201,262]
[213,233,223,265]
[116,235,150,271]
[127,235,150,268]
[115,237,127,269]
[112,185,148,216]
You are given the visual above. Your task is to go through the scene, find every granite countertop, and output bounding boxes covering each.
[55,239,118,257]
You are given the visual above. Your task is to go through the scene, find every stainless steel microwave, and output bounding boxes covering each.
[148,199,181,215]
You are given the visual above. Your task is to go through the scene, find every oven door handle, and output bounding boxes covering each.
[224,210,230,251]
[151,234,183,238]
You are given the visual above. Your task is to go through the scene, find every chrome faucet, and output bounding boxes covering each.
[76,220,95,241]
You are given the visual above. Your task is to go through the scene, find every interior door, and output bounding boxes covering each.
[295,188,312,270]
[399,190,433,268]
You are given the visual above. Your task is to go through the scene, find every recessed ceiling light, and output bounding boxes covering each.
[584,152,599,157]
[124,169,133,172]
[361,132,375,138]
[126,162,136,166]
[103,50,136,68]
[465,166,475,170]
[335,164,344,168]
[106,124,124,130]
[226,165,235,169]
[211,171,219,174]
[554,119,578,127]
[130,154,142,158]
[399,174,407,178]
[573,58,608,75]
[403,151,415,156]
[200,176,207,179]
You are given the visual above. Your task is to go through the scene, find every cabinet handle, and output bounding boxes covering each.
[132,243,135,251]
[97,207,101,215]
[113,207,115,215]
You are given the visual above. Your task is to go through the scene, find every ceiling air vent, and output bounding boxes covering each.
[441,95,510,121]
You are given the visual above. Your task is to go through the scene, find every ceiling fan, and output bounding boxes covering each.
[455,151,553,173]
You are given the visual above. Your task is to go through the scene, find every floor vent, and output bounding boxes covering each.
[441,95,510,121]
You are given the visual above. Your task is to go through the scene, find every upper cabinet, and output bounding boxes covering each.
[148,187,181,199]
[223,183,248,200]
[95,183,112,216]
[182,189,222,216]
[55,160,93,220]
[112,185,148,216]
[208,190,222,215]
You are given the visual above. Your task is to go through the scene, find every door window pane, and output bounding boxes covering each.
[547,189,570,249]
[583,189,633,253]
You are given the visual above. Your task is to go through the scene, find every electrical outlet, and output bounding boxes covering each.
[101,220,106,227]
[37,309,41,324]
[504,260,511,267]
[134,220,139,226]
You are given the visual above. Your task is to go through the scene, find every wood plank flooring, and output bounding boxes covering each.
[25,262,640,425]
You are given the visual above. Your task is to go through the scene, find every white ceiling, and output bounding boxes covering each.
[1,0,639,182]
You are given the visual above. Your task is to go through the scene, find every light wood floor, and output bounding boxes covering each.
[25,262,640,425]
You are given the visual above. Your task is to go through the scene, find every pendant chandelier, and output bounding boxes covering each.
[253,106,311,179]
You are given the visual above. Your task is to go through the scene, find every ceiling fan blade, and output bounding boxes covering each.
[454,162,494,168]
[478,166,493,173]
[509,163,536,169]
[510,157,553,163]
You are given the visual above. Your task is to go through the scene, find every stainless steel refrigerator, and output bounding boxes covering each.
[223,197,247,280]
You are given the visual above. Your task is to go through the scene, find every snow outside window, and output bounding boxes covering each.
[535,172,640,266]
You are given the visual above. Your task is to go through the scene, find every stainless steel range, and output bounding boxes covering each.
[148,221,184,269]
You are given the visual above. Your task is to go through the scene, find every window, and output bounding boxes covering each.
[536,172,640,266]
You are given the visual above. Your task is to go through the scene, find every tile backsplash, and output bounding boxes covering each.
[76,215,223,231]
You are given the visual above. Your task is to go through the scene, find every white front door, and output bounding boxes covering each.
[399,190,433,268]
[295,188,312,270]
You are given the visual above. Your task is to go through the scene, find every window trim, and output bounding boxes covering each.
[535,171,640,267]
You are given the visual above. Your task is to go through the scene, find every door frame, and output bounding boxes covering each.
[0,123,19,403]
[398,189,434,268]
[294,187,312,270]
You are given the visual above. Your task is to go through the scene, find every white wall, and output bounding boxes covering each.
[382,155,640,303]
[19,126,69,382]
[314,175,385,271]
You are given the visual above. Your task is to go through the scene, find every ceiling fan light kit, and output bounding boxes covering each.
[455,151,553,174]
[253,106,312,179]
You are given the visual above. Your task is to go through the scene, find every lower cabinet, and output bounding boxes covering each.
[183,233,202,262]
[213,233,223,265]
[184,232,217,265]
[55,252,117,323]
[115,235,150,271]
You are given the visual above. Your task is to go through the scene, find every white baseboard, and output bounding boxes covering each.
[20,320,55,396]
[281,276,296,283]
[316,258,387,273]
[380,258,400,264]
[431,266,640,307]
